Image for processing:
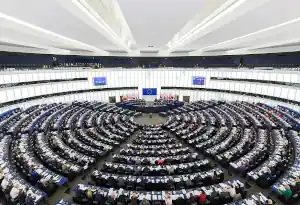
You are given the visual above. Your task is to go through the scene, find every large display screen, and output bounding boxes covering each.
[142,88,157,95]
[192,76,205,85]
[93,77,106,85]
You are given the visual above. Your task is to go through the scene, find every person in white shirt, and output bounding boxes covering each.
[245,199,256,205]
[164,192,173,205]
[1,177,9,191]
[224,185,237,199]
[0,169,4,180]
[10,183,21,200]
[39,177,48,187]
[83,162,89,170]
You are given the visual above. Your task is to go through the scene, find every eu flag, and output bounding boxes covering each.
[142,88,157,95]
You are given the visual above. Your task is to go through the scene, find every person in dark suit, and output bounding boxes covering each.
[117,177,126,188]
[142,166,150,175]
[107,176,117,188]
[135,158,141,165]
[117,189,127,205]
[152,200,162,205]
[166,177,174,189]
[138,178,147,190]
[220,188,231,204]
[185,177,193,188]
[174,196,185,205]
[134,167,142,175]
[25,193,35,205]
[203,173,213,185]
[129,192,138,205]
[188,193,197,205]
[94,190,105,204]
[139,198,150,205]
[105,192,117,205]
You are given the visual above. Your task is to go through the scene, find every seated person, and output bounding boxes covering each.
[9,183,22,203]
[86,188,94,204]
[94,190,105,205]
[266,199,273,204]
[157,159,164,165]
[260,166,274,181]
[197,190,206,205]
[139,197,150,205]
[105,191,117,205]
[25,191,35,205]
[224,184,238,200]
[1,177,11,193]
[278,185,293,200]
[117,188,127,205]
[74,187,87,202]
[0,168,4,182]
[188,192,197,205]
[174,196,185,205]
[291,178,300,192]
[129,192,138,205]
[164,192,173,205]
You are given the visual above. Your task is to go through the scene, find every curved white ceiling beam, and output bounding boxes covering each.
[0,12,109,55]
[71,0,132,52]
[191,17,300,55]
[0,38,69,52]
[226,38,300,55]
[167,0,246,51]
[112,0,137,48]
[167,0,273,52]
[0,38,77,55]
[85,0,136,45]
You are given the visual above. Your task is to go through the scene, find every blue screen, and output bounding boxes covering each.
[142,88,157,95]
[93,77,106,85]
[192,76,205,85]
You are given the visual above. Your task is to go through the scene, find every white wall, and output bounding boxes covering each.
[0,89,138,113]
[1,68,300,111]
[160,89,300,111]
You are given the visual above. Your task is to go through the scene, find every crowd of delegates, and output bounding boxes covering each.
[2,99,300,204]
[0,101,138,205]
[72,124,269,205]
[117,99,185,114]
[162,100,300,204]
[154,99,177,106]
[73,180,264,205]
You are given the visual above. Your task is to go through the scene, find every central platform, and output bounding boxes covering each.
[134,113,168,125]
[116,100,184,113]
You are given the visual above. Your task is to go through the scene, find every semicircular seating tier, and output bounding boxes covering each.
[0,100,299,205]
